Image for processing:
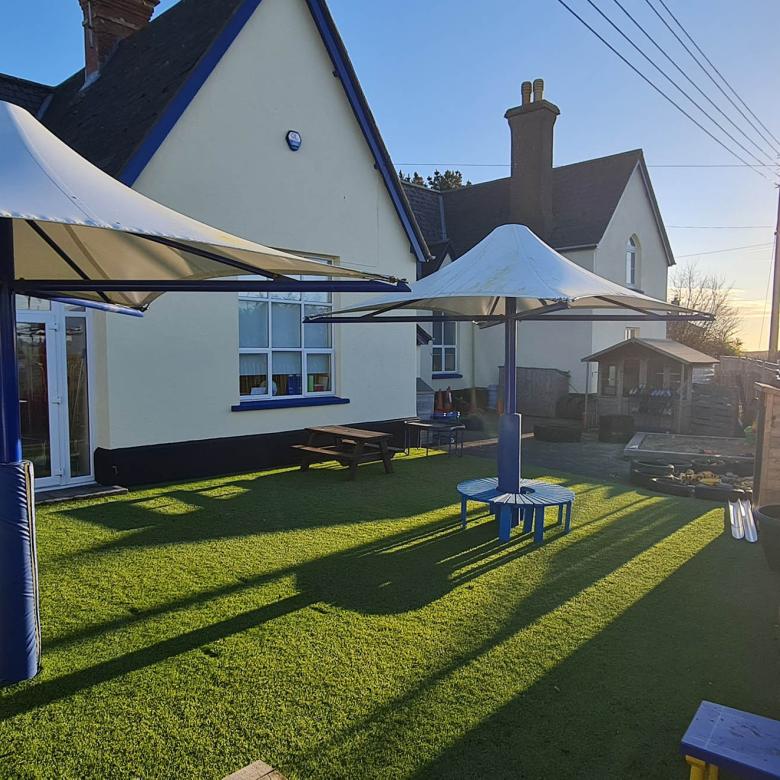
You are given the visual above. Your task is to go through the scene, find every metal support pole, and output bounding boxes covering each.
[0,216,40,685]
[768,187,780,363]
[498,298,522,495]
[0,218,21,462]
[504,298,517,414]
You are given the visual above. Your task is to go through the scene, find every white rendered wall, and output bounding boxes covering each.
[594,164,670,344]
[98,0,417,449]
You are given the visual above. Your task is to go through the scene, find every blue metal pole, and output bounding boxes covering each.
[0,217,40,685]
[498,297,522,496]
[0,219,21,462]
[504,298,517,414]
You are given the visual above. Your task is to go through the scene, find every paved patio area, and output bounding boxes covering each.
[466,431,629,483]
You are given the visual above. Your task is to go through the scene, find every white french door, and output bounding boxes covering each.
[16,298,93,489]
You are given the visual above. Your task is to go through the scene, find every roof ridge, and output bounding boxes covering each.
[554,148,643,171]
[440,176,510,195]
[0,72,54,91]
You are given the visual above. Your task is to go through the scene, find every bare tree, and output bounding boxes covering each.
[668,263,742,356]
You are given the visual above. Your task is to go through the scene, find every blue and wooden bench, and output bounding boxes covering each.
[681,701,780,779]
[456,477,574,543]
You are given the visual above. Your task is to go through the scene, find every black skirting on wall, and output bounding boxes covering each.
[93,418,408,487]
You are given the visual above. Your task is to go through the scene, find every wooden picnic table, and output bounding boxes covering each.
[292,425,400,480]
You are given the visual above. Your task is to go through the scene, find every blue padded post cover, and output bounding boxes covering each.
[0,461,40,684]
[497,413,522,494]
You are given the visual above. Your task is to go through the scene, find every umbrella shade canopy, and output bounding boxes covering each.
[323,224,697,321]
[0,101,401,309]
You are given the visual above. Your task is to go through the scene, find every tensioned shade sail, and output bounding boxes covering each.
[0,101,401,309]
[321,224,698,321]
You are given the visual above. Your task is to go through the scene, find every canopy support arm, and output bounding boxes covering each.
[26,221,113,304]
[593,295,667,320]
[135,234,279,280]
[16,279,410,294]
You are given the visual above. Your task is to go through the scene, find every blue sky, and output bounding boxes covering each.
[2,0,778,348]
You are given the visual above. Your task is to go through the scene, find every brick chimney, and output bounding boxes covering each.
[79,0,159,83]
[504,78,560,241]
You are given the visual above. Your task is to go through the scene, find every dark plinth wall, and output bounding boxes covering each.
[94,418,408,487]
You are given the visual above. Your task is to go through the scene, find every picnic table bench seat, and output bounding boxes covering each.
[293,425,399,480]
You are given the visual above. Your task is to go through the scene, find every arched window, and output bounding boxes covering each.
[625,236,639,286]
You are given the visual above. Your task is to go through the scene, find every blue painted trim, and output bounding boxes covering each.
[306,0,427,263]
[119,0,429,265]
[231,396,350,412]
[120,0,265,185]
[432,372,463,379]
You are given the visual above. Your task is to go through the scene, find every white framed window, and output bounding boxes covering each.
[238,274,334,400]
[625,235,639,286]
[625,326,640,340]
[432,315,457,374]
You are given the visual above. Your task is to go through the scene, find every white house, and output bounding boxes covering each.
[403,79,675,398]
[0,0,428,487]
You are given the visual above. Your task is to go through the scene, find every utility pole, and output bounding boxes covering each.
[769,185,780,363]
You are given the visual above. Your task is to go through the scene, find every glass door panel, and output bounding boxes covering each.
[17,321,54,479]
[16,303,92,488]
[66,317,91,478]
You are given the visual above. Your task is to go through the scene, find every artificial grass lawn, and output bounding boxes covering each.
[1,452,778,779]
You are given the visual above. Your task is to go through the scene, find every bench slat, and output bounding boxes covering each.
[292,445,345,455]
[292,445,397,464]
[681,701,780,779]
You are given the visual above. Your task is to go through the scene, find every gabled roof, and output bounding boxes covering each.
[5,0,429,263]
[583,338,718,365]
[403,181,446,246]
[42,0,246,178]
[0,74,53,115]
[401,148,674,266]
[416,325,433,345]
[550,149,644,249]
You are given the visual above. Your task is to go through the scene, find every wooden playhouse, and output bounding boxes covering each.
[582,338,718,434]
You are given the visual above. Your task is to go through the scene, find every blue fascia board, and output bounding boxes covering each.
[305,0,428,264]
[119,0,265,185]
[231,396,350,412]
[119,0,428,266]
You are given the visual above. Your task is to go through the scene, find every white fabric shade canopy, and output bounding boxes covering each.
[0,99,411,686]
[324,224,698,321]
[0,101,402,309]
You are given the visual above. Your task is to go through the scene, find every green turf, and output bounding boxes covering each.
[1,452,778,779]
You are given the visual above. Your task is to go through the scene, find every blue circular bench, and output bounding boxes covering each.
[457,477,575,543]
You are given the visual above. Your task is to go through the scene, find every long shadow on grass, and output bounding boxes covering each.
[6,487,699,739]
[286,496,712,775]
[43,487,655,652]
[51,454,496,557]
[415,534,780,779]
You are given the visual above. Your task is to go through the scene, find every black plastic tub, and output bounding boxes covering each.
[756,505,780,572]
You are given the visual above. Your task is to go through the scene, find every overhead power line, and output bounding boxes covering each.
[648,164,777,168]
[554,0,774,181]
[609,0,776,164]
[644,0,780,157]
[676,242,774,258]
[667,225,774,230]
[583,0,773,170]
[396,162,778,170]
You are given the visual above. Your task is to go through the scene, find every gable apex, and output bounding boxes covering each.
[37,0,428,263]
